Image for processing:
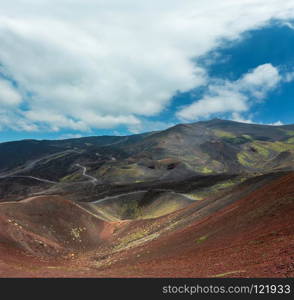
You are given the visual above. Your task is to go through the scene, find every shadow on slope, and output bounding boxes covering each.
[83,190,194,220]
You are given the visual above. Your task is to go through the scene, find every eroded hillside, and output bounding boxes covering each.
[0,119,293,277]
[0,171,293,277]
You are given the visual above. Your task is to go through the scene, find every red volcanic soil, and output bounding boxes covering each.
[97,172,294,278]
[0,196,119,258]
[0,172,293,277]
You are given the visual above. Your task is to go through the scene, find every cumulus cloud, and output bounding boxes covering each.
[177,64,282,121]
[240,64,282,98]
[0,78,22,106]
[0,110,38,131]
[0,1,294,132]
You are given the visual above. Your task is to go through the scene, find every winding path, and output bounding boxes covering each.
[93,190,147,204]
[0,149,83,184]
[0,175,57,184]
[92,189,196,204]
[75,164,98,185]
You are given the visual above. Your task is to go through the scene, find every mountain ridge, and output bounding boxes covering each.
[0,119,293,184]
[1,118,293,145]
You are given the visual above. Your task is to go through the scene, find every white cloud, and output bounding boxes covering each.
[0,110,38,131]
[0,78,22,106]
[0,1,294,131]
[177,64,282,121]
[284,71,294,82]
[240,64,281,98]
[58,133,83,140]
[231,112,254,124]
[230,112,284,126]
[268,120,284,126]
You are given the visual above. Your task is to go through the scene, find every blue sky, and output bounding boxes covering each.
[0,1,294,142]
[172,22,294,125]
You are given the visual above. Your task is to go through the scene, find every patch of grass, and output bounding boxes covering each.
[282,130,294,136]
[237,152,254,167]
[199,166,213,174]
[213,130,236,138]
[251,142,271,157]
[142,199,191,219]
[121,231,147,245]
[60,173,81,182]
[237,141,294,168]
[117,199,142,219]
[286,137,294,144]
[213,270,245,277]
[242,134,253,140]
[213,180,236,189]
[268,141,294,152]
[183,194,203,201]
[111,164,145,177]
[195,235,208,244]
[115,228,154,250]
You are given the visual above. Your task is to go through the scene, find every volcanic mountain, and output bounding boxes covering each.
[0,119,293,277]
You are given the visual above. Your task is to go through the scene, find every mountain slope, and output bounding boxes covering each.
[0,171,292,277]
[0,120,293,188]
[0,119,293,277]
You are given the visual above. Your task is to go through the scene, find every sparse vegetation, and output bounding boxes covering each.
[195,235,208,244]
[213,270,245,277]
[70,227,86,241]
[237,141,294,168]
[213,129,236,138]
[282,130,294,136]
[286,137,294,143]
[60,173,82,182]
[199,166,213,174]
